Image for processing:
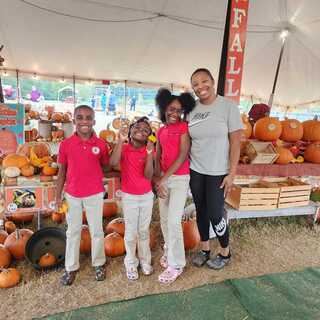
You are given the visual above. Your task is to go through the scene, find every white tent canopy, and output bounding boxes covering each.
[1,0,320,107]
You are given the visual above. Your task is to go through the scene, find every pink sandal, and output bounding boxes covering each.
[159,255,168,269]
[158,266,183,284]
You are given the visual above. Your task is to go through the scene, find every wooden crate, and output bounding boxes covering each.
[277,178,311,208]
[225,181,280,211]
[246,141,278,164]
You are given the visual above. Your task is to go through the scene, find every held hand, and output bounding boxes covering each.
[146,141,154,155]
[118,127,129,142]
[220,174,235,198]
[157,184,168,199]
[55,197,62,212]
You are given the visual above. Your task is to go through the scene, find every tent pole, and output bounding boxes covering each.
[268,36,287,109]
[217,0,232,96]
[0,76,4,103]
[16,70,20,103]
[72,75,76,109]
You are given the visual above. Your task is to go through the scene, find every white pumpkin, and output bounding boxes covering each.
[4,166,21,178]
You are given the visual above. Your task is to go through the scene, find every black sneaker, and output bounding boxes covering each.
[61,270,76,286]
[192,251,210,267]
[206,253,231,270]
[95,265,106,281]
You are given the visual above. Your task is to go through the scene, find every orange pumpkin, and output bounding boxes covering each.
[0,128,18,155]
[0,268,21,288]
[51,112,63,122]
[4,221,16,234]
[38,252,57,268]
[182,216,200,250]
[16,143,32,157]
[280,119,303,142]
[304,142,320,164]
[4,229,34,260]
[105,218,125,236]
[99,130,116,143]
[302,120,320,142]
[275,147,294,164]
[241,114,252,139]
[33,143,50,158]
[104,232,125,257]
[103,201,118,218]
[0,244,11,267]
[42,164,58,176]
[0,230,8,244]
[62,113,72,122]
[2,154,29,168]
[29,110,39,119]
[20,164,35,177]
[112,118,130,130]
[80,225,91,254]
[253,117,282,141]
[51,211,64,224]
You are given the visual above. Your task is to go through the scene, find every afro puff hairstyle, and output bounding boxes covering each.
[155,88,196,123]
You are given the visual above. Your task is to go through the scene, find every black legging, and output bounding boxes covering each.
[189,169,229,248]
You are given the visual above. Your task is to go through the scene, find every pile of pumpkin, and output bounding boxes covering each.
[1,142,58,181]
[0,224,34,288]
[241,115,320,165]
[25,104,72,124]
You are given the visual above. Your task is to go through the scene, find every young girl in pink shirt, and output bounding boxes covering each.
[109,117,154,280]
[155,89,195,284]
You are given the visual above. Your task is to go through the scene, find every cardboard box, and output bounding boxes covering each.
[246,141,278,164]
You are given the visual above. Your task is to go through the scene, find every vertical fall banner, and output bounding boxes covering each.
[218,0,249,104]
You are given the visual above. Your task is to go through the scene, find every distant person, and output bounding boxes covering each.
[101,92,107,112]
[108,91,116,114]
[91,95,96,109]
[130,96,137,112]
[30,86,41,102]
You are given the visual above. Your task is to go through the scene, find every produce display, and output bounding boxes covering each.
[240,116,320,165]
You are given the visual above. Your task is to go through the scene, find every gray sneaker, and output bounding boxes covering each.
[206,254,231,270]
[192,251,210,267]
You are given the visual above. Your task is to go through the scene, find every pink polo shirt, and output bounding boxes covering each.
[58,133,109,197]
[120,143,152,195]
[157,121,189,175]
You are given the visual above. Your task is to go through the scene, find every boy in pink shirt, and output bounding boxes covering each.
[155,88,195,284]
[56,105,110,285]
[110,117,154,280]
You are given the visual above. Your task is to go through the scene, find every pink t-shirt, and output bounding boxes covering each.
[58,133,109,197]
[120,143,152,195]
[157,121,190,175]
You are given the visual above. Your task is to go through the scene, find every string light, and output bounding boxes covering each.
[2,69,8,76]
[60,76,65,83]
[33,73,38,80]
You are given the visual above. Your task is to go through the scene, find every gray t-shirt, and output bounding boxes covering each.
[187,95,243,175]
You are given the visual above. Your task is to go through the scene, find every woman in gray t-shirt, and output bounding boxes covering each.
[187,68,243,270]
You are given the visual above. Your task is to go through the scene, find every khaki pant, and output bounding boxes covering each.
[65,192,106,271]
[159,175,190,269]
[121,191,154,269]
